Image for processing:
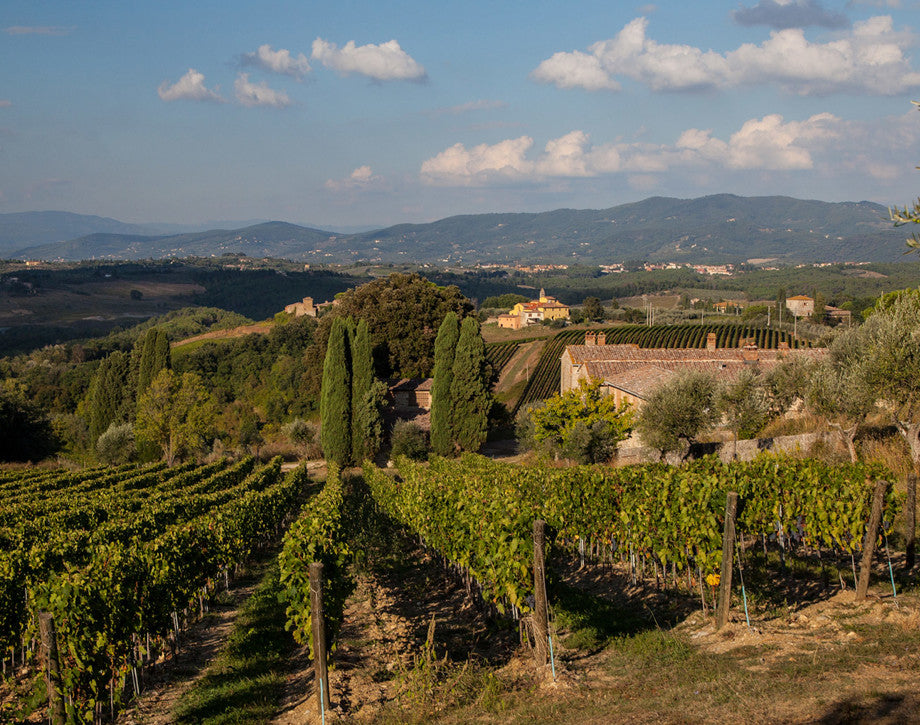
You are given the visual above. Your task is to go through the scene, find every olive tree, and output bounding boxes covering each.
[636,371,719,460]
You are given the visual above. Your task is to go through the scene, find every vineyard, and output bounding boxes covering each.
[513,323,806,413]
[363,453,894,617]
[0,457,310,723]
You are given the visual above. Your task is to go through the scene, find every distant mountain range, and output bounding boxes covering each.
[0,195,909,265]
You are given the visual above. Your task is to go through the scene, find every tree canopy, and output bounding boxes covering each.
[636,371,719,458]
[328,273,473,379]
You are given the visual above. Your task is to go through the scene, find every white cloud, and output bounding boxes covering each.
[421,137,534,184]
[419,113,851,185]
[233,73,291,108]
[311,38,427,81]
[4,25,73,36]
[325,165,384,191]
[532,15,920,95]
[158,68,224,103]
[241,44,311,79]
[732,0,850,29]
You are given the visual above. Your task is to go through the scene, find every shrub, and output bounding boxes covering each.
[96,422,136,465]
[390,421,429,460]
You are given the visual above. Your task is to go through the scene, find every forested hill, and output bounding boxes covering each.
[5,194,907,264]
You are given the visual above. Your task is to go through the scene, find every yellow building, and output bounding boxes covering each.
[507,289,570,326]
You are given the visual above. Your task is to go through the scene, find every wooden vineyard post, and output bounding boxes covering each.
[856,480,889,602]
[906,474,917,571]
[38,612,65,725]
[533,519,549,667]
[309,562,331,713]
[716,492,738,630]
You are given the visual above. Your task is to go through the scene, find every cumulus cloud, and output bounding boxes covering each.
[311,38,427,81]
[4,25,73,35]
[421,137,535,184]
[158,68,224,103]
[532,15,920,95]
[241,44,311,79]
[234,73,291,108]
[325,166,384,191]
[420,113,850,185]
[732,0,850,29]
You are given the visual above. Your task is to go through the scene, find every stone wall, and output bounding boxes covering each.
[616,431,834,466]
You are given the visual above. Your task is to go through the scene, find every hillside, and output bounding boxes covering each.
[5,194,908,265]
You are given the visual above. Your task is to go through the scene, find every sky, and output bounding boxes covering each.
[2,0,920,230]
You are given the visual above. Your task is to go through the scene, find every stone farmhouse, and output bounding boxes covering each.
[498,289,570,330]
[785,295,814,318]
[284,296,335,318]
[560,332,825,409]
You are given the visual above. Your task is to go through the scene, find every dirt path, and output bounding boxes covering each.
[171,323,272,348]
[272,540,519,724]
[118,572,262,725]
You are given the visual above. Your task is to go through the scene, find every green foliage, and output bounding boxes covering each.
[85,350,132,442]
[480,293,529,309]
[0,388,59,462]
[328,273,473,379]
[96,422,136,465]
[351,319,382,462]
[278,464,354,655]
[718,368,770,442]
[449,316,491,453]
[390,421,429,460]
[284,418,318,457]
[636,371,719,456]
[430,312,460,456]
[365,452,894,618]
[582,296,604,321]
[519,379,633,463]
[135,369,217,465]
[320,317,352,466]
[0,457,300,720]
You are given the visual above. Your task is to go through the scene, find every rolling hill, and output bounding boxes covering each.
[3,194,908,265]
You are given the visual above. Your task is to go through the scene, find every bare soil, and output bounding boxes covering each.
[117,574,261,725]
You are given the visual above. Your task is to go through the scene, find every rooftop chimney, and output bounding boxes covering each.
[742,342,759,362]
[585,332,596,346]
[597,332,606,346]
[706,332,717,351]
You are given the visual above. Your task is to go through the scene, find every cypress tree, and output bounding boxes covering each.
[351,318,381,462]
[154,329,172,373]
[88,351,131,442]
[136,329,157,394]
[430,312,460,455]
[449,316,490,453]
[321,317,352,466]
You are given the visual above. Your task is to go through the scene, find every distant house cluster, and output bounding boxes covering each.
[497,289,570,330]
[560,332,825,409]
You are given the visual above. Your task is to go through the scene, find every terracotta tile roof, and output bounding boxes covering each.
[564,343,826,400]
[389,378,433,393]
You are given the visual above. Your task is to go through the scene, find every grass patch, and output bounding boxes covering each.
[551,581,651,651]
[172,561,295,724]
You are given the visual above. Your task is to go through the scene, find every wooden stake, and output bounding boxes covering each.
[906,474,916,571]
[856,480,889,602]
[533,519,549,667]
[310,562,331,712]
[716,492,739,629]
[38,613,65,725]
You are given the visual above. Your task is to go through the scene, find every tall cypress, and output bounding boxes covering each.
[430,312,460,456]
[351,318,380,462]
[136,329,158,394]
[449,316,490,453]
[321,317,352,466]
[88,351,131,442]
[154,329,172,372]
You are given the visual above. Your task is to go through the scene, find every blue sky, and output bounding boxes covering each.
[2,0,920,229]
